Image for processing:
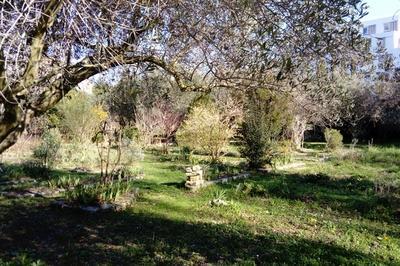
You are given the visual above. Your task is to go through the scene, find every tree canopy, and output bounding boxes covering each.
[0,0,367,153]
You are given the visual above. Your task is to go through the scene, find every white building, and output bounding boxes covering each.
[362,16,400,65]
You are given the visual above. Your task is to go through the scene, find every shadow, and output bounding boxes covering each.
[0,163,99,197]
[0,163,97,182]
[218,173,400,224]
[0,199,393,265]
[303,142,326,151]
[162,181,186,189]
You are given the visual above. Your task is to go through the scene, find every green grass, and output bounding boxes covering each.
[0,144,400,264]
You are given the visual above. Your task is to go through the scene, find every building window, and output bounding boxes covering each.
[377,37,386,48]
[363,24,376,35]
[384,21,398,32]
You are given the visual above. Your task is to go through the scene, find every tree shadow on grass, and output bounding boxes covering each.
[162,181,186,189]
[219,172,400,224]
[0,163,98,183]
[0,163,99,197]
[0,198,394,265]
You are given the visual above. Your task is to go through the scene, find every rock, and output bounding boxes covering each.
[0,190,39,198]
[134,174,145,180]
[0,177,37,186]
[51,200,71,209]
[185,165,205,190]
[209,199,229,207]
[188,175,203,182]
[185,167,193,173]
[80,206,100,213]
[186,172,198,177]
[257,168,269,173]
[192,165,202,171]
[18,177,37,183]
[100,203,116,211]
[27,187,64,198]
[71,167,91,173]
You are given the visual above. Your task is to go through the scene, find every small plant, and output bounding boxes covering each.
[368,138,374,149]
[212,189,227,201]
[350,138,358,149]
[209,189,229,207]
[273,140,293,165]
[0,253,46,266]
[65,183,99,205]
[324,128,343,151]
[65,179,136,206]
[180,146,192,162]
[48,175,80,189]
[33,128,62,167]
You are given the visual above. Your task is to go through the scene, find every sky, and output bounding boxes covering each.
[363,0,400,20]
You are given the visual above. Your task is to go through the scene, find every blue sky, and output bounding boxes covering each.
[363,0,400,20]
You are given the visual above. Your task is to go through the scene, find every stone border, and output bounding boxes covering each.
[185,165,250,191]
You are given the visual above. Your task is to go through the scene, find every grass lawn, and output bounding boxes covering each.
[0,144,399,265]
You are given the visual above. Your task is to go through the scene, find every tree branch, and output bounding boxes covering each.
[0,49,5,92]
[15,0,64,94]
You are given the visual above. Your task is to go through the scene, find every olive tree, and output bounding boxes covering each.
[0,0,367,153]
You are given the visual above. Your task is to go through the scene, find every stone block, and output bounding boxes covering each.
[186,172,198,177]
[192,165,202,171]
[185,167,193,173]
[188,175,202,182]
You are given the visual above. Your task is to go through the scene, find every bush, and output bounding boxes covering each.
[65,179,136,206]
[239,89,291,169]
[33,128,62,168]
[176,101,234,162]
[57,91,107,141]
[60,141,99,166]
[324,128,343,150]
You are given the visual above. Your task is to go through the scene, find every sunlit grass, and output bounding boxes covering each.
[0,143,399,264]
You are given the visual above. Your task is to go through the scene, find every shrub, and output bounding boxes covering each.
[33,128,62,168]
[60,141,99,166]
[239,89,292,168]
[324,128,343,150]
[57,91,107,141]
[176,101,234,162]
[65,179,136,206]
